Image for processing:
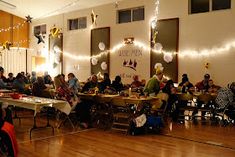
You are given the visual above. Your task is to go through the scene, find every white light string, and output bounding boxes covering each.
[0,21,26,33]
[61,39,235,61]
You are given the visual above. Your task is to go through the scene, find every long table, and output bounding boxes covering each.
[0,96,71,139]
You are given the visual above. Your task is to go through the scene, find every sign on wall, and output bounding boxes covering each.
[111,44,150,84]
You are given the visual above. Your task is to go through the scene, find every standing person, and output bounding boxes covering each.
[144,63,167,96]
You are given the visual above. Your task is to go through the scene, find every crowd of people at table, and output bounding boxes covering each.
[0,63,235,156]
[0,64,235,125]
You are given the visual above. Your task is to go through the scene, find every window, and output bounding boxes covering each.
[118,10,131,23]
[118,6,144,24]
[190,0,209,14]
[133,7,145,21]
[189,0,231,14]
[34,24,46,35]
[69,19,78,30]
[68,17,87,30]
[78,17,87,29]
[212,0,231,11]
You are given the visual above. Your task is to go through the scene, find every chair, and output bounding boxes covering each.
[214,104,235,126]
[57,103,78,129]
[154,93,169,115]
[195,94,214,122]
[110,97,130,134]
[91,96,113,130]
[178,93,195,121]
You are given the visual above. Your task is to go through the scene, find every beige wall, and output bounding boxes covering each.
[29,0,235,86]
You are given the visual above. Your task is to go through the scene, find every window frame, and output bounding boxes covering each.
[117,6,145,24]
[189,0,231,14]
[68,16,87,31]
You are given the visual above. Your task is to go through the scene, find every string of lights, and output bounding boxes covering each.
[0,20,26,33]
[62,39,235,61]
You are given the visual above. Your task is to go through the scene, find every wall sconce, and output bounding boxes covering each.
[124,37,134,44]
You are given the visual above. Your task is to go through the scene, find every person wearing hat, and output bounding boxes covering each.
[144,63,167,96]
[178,74,194,93]
[195,74,210,92]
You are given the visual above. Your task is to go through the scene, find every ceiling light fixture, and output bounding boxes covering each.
[0,0,16,9]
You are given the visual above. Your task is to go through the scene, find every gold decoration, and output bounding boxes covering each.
[50,26,61,38]
[2,41,12,50]
[91,10,98,25]
[205,62,209,69]
[124,37,134,44]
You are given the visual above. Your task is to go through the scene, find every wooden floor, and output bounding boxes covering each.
[14,116,235,157]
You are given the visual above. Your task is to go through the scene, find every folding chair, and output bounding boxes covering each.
[57,103,78,129]
[178,93,195,121]
[110,97,130,134]
[195,94,214,122]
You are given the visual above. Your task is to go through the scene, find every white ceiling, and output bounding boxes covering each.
[0,0,120,19]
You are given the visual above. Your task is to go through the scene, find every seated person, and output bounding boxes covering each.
[82,75,98,93]
[6,73,15,86]
[195,74,210,92]
[131,75,142,88]
[111,75,124,93]
[43,72,53,85]
[215,82,235,120]
[178,74,194,93]
[13,73,25,93]
[0,67,7,89]
[208,79,221,93]
[32,77,51,98]
[31,71,37,84]
[68,73,80,95]
[99,73,111,93]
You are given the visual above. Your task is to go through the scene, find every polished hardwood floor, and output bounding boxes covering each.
[14,115,235,157]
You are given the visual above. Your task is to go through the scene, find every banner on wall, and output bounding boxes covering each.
[113,44,149,84]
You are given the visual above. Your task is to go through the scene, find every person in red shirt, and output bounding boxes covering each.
[195,74,210,92]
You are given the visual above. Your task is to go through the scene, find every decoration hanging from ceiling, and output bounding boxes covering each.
[98,42,105,51]
[53,45,62,53]
[2,41,12,50]
[163,53,173,63]
[101,62,107,70]
[0,21,26,33]
[91,57,98,65]
[50,26,61,38]
[154,42,163,51]
[91,10,98,25]
[25,15,33,23]
[115,1,119,8]
[205,62,209,69]
[152,31,158,44]
[154,63,164,72]
[35,34,45,44]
